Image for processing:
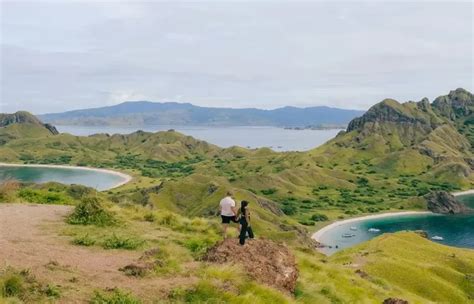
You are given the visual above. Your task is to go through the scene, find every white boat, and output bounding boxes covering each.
[342,233,356,238]
[350,226,358,231]
[431,236,444,241]
[368,228,381,232]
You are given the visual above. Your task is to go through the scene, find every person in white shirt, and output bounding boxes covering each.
[219,191,237,238]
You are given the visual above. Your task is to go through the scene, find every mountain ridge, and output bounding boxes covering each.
[37,101,364,127]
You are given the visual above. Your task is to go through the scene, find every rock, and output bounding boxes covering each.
[414,230,428,238]
[119,263,152,277]
[383,298,409,304]
[0,111,58,135]
[355,269,369,279]
[204,239,298,293]
[425,191,469,214]
[255,197,284,216]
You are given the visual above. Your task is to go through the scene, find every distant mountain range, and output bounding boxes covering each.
[38,102,365,127]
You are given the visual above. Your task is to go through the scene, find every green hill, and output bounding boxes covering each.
[1,89,473,303]
[0,89,472,227]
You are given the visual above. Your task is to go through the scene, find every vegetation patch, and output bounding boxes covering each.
[67,197,116,226]
[90,289,141,304]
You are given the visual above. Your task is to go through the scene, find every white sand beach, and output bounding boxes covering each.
[452,189,474,197]
[0,162,132,189]
[312,211,433,243]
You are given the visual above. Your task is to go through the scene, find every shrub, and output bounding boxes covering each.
[67,197,116,226]
[310,213,329,222]
[183,237,217,258]
[44,285,61,298]
[1,274,23,297]
[261,188,278,195]
[18,188,68,205]
[72,234,96,246]
[102,234,144,250]
[143,213,156,222]
[90,289,141,304]
[281,204,297,215]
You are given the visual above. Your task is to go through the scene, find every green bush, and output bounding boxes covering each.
[102,234,144,250]
[183,237,217,258]
[18,188,68,205]
[67,197,116,226]
[310,213,329,222]
[90,289,141,304]
[1,274,23,297]
[261,188,278,195]
[282,204,297,215]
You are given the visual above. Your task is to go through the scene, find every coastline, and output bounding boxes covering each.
[452,189,474,197]
[0,162,132,189]
[311,211,433,244]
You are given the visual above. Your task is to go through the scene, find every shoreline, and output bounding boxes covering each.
[311,211,433,244]
[0,162,132,190]
[452,189,474,197]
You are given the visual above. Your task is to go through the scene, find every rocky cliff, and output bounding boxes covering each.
[425,191,470,214]
[0,111,59,135]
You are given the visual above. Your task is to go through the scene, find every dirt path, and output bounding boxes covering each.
[0,204,194,303]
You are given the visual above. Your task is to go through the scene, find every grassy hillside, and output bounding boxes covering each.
[0,89,473,302]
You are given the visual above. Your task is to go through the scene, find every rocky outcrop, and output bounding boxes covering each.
[425,191,469,214]
[204,239,298,293]
[432,88,473,120]
[0,111,58,135]
[347,99,434,133]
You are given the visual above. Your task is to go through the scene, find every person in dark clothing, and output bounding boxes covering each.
[237,200,254,245]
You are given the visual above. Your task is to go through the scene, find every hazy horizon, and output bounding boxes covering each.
[1,1,473,113]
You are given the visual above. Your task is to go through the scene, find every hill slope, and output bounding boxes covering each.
[0,111,58,145]
[38,101,364,127]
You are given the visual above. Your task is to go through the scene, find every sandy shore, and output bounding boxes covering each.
[452,189,474,197]
[312,211,433,243]
[0,162,132,189]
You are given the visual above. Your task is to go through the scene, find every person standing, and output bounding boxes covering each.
[238,200,254,245]
[219,191,237,239]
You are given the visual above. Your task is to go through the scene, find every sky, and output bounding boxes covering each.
[1,1,473,114]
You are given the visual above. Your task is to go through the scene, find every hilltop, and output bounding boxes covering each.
[0,111,58,145]
[37,101,364,127]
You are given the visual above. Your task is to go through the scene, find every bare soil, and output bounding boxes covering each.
[0,204,195,303]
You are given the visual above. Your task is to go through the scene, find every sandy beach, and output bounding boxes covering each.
[0,162,132,189]
[312,211,433,243]
[452,189,474,197]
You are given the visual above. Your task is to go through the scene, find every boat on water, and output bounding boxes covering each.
[432,236,444,241]
[368,228,381,232]
[342,233,356,238]
[350,226,358,231]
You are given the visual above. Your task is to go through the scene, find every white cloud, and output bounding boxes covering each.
[1,1,472,114]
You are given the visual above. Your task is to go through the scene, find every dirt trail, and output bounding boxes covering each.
[0,204,193,303]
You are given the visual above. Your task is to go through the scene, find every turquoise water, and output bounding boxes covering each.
[457,194,474,208]
[0,166,126,191]
[318,195,474,255]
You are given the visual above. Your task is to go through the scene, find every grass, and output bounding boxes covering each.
[169,265,291,304]
[102,234,144,250]
[0,268,60,302]
[1,99,473,303]
[90,289,141,304]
